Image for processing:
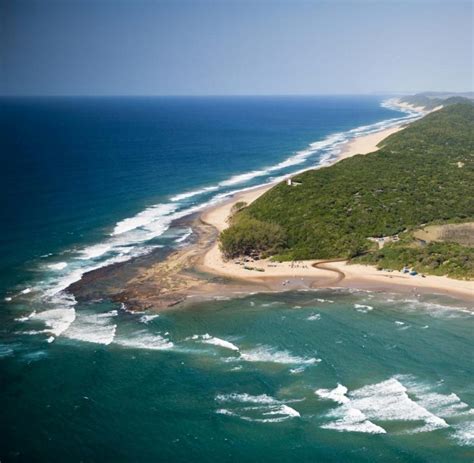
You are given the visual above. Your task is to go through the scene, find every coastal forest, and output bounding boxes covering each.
[219,102,474,278]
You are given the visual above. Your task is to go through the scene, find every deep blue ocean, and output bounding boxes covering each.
[0,96,472,462]
[0,96,418,295]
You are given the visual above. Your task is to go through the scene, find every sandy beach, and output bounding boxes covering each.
[198,107,474,302]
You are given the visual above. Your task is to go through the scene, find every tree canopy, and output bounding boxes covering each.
[219,102,474,278]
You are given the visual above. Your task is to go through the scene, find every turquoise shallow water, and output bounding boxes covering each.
[1,290,473,462]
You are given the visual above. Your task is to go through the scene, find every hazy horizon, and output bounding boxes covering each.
[1,0,473,96]
[1,92,473,98]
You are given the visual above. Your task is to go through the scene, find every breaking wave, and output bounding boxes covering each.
[316,376,473,439]
[63,310,118,346]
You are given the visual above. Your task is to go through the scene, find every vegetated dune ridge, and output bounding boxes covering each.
[201,102,474,301]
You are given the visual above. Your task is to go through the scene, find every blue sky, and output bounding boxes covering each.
[1,0,472,95]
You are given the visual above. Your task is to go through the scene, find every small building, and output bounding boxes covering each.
[286,178,302,187]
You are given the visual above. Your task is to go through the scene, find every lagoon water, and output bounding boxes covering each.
[0,97,472,461]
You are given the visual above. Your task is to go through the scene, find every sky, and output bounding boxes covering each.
[1,0,472,96]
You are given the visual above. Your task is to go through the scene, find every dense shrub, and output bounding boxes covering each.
[219,216,287,259]
[355,241,474,279]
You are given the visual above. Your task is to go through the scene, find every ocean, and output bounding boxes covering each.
[0,96,472,462]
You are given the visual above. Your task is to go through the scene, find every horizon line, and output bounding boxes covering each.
[1,90,472,98]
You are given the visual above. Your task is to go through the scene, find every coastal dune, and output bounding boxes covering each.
[199,113,474,302]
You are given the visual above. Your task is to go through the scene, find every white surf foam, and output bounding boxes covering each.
[240,345,319,365]
[349,378,448,432]
[63,311,117,345]
[216,407,299,423]
[316,377,451,434]
[216,393,280,404]
[316,384,350,405]
[354,304,373,313]
[307,313,321,321]
[452,421,474,446]
[198,334,240,351]
[215,393,300,423]
[397,298,471,319]
[290,366,306,374]
[79,244,113,260]
[213,132,349,192]
[139,314,160,324]
[15,310,37,322]
[115,331,174,350]
[170,185,220,202]
[47,262,68,270]
[112,203,178,236]
[42,244,156,300]
[395,375,474,419]
[265,404,300,419]
[218,169,269,188]
[322,406,386,434]
[30,308,77,339]
[175,228,193,244]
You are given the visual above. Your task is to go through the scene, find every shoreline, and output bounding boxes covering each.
[196,103,474,303]
[200,115,409,233]
[79,99,473,310]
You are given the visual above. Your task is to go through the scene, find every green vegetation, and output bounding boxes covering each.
[230,201,248,216]
[219,215,287,259]
[355,241,474,280]
[219,103,474,278]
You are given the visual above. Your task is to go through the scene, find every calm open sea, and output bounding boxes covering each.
[1,96,472,462]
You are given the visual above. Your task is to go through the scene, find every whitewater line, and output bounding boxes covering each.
[27,98,424,317]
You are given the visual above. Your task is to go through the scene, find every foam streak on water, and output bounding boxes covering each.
[114,330,174,350]
[63,311,118,346]
[239,345,320,365]
[215,393,301,423]
[195,334,240,351]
